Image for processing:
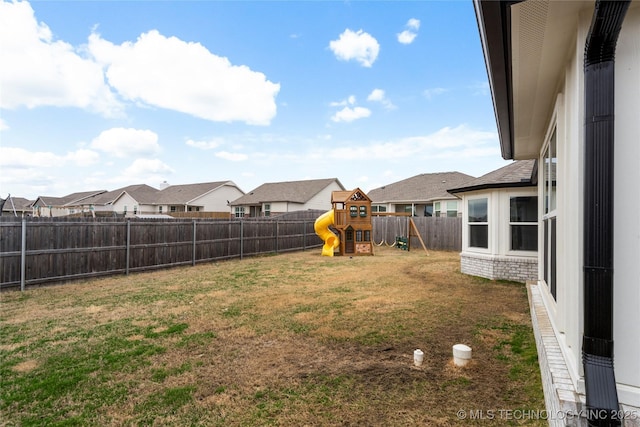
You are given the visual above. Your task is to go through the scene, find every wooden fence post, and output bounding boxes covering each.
[126,220,131,275]
[240,220,244,260]
[20,219,26,292]
[192,220,197,266]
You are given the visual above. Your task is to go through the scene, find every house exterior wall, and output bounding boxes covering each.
[458,187,538,283]
[192,185,244,212]
[530,4,640,420]
[112,193,149,216]
[371,199,461,217]
[612,3,640,413]
[305,182,344,211]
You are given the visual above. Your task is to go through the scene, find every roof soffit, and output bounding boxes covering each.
[510,0,592,158]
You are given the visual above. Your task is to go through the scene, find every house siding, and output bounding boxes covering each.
[305,182,343,211]
[193,185,244,212]
[531,3,640,419]
[458,187,538,283]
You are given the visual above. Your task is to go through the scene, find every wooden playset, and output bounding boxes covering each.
[314,188,373,256]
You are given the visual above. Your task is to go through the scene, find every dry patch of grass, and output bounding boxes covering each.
[0,247,544,426]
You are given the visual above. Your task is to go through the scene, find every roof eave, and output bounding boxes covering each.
[448,181,536,195]
[474,0,520,160]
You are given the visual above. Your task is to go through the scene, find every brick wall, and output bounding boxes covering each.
[461,252,537,283]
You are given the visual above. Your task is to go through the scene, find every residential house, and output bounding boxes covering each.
[475,0,639,424]
[150,181,244,217]
[229,178,345,218]
[367,172,474,217]
[74,184,159,217]
[32,190,106,217]
[0,196,33,217]
[448,160,538,283]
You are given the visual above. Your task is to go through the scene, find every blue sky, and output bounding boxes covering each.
[0,0,511,200]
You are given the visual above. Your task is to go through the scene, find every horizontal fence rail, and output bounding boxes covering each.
[0,218,323,290]
[0,215,461,290]
[372,216,461,252]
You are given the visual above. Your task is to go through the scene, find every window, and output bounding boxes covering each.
[235,206,245,218]
[446,201,458,217]
[350,206,358,217]
[543,128,558,299]
[424,203,433,217]
[159,206,163,214]
[359,206,367,217]
[123,205,127,214]
[170,206,177,213]
[264,204,271,217]
[372,205,387,213]
[356,230,363,241]
[468,198,488,248]
[364,230,371,241]
[133,205,138,215]
[510,196,538,251]
[434,202,441,217]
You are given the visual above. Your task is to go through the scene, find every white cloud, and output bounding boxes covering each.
[407,19,420,30]
[0,146,98,168]
[215,151,248,161]
[397,19,420,45]
[0,118,8,131]
[330,95,357,107]
[424,87,448,99]
[186,138,224,150]
[91,128,161,158]
[0,0,122,116]
[397,30,417,45]
[88,30,280,125]
[119,158,174,184]
[327,125,499,160]
[367,88,396,110]
[331,106,371,123]
[65,149,100,166]
[367,89,385,102]
[329,29,379,68]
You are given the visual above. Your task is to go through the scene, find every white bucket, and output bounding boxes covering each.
[413,349,424,366]
[453,344,472,367]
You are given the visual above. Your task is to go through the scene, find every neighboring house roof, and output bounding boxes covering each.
[230,178,345,206]
[367,172,475,203]
[155,181,239,205]
[1,196,33,213]
[447,160,537,194]
[77,184,159,206]
[35,190,106,207]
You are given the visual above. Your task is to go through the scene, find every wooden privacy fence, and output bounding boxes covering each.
[0,218,323,290]
[0,215,461,290]
[372,216,461,252]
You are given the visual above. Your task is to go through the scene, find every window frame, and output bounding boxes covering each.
[446,201,459,218]
[509,195,538,253]
[467,197,489,250]
[542,126,558,300]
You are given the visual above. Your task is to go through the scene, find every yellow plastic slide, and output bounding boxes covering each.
[314,209,340,256]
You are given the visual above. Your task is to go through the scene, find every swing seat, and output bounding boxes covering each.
[395,236,408,250]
